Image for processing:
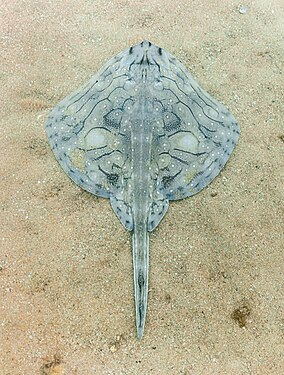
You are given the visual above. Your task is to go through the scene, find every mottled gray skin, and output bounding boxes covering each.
[46,40,240,338]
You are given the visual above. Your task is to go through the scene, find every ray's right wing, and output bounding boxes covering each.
[45,47,137,230]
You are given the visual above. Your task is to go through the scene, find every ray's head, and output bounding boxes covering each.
[121,40,170,70]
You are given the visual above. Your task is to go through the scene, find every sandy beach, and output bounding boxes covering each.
[0,0,283,374]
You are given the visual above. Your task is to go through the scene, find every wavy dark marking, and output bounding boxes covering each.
[161,76,227,127]
[163,85,223,132]
[66,80,98,108]
[173,148,207,157]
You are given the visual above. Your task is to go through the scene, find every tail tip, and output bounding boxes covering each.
[137,324,145,339]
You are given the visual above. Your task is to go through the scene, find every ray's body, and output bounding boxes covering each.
[46,41,240,338]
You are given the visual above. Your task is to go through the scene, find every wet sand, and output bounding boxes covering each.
[0,0,283,374]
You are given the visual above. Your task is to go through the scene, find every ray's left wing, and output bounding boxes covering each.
[150,48,240,202]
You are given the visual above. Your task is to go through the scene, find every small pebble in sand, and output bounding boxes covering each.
[109,345,117,353]
[238,5,249,14]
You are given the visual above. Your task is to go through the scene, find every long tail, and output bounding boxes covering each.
[132,224,149,339]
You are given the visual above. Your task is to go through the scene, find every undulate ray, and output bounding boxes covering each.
[46,40,240,338]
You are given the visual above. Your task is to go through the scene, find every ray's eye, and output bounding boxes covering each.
[162,175,175,188]
[164,112,181,132]
[103,109,122,129]
[107,173,119,186]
